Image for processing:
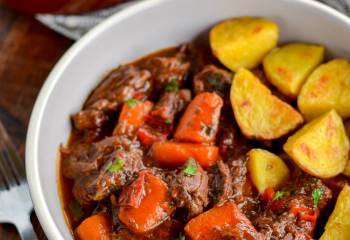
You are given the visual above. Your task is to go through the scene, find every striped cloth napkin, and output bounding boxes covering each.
[36,0,350,40]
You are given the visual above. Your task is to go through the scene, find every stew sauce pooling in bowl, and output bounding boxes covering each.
[59,16,350,240]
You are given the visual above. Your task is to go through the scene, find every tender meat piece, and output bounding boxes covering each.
[72,65,152,134]
[72,147,144,204]
[72,108,109,131]
[111,219,183,240]
[61,136,117,179]
[137,89,191,147]
[72,173,99,205]
[254,172,332,239]
[255,213,313,240]
[147,89,191,127]
[86,65,151,108]
[216,108,252,160]
[193,65,232,96]
[213,159,233,203]
[167,159,209,218]
[145,44,191,91]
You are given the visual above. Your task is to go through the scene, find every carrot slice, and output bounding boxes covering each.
[76,214,111,240]
[113,100,153,136]
[118,170,172,234]
[184,201,260,240]
[289,205,319,225]
[174,92,223,143]
[152,141,219,168]
[261,187,275,202]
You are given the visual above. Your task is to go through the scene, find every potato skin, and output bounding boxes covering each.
[210,16,278,72]
[343,120,350,177]
[230,68,303,140]
[320,185,350,240]
[263,43,324,98]
[247,149,290,193]
[283,110,349,178]
[298,59,350,120]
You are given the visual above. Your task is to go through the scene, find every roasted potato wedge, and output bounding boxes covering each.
[284,110,349,178]
[210,17,278,72]
[344,160,350,177]
[231,68,303,140]
[298,59,350,120]
[343,120,350,177]
[263,43,324,98]
[320,185,350,240]
[247,149,290,193]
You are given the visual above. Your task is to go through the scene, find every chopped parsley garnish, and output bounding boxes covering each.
[208,74,221,87]
[273,191,285,201]
[126,98,139,108]
[312,188,322,206]
[183,158,197,176]
[178,232,185,240]
[107,156,125,173]
[205,126,212,136]
[165,78,179,92]
[68,199,84,221]
[165,119,172,125]
[202,124,212,136]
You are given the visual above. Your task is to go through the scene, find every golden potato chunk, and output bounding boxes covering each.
[343,120,350,177]
[320,185,350,240]
[284,110,349,178]
[231,68,303,140]
[298,59,350,120]
[263,43,324,98]
[344,160,350,177]
[247,149,290,193]
[210,16,278,72]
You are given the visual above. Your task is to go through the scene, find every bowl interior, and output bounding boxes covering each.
[26,0,350,239]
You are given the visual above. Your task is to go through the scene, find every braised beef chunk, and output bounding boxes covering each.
[85,65,152,108]
[73,173,99,205]
[72,65,152,138]
[94,147,144,200]
[212,159,233,204]
[145,44,191,91]
[193,64,231,96]
[168,159,209,218]
[147,89,191,128]
[137,89,191,147]
[254,172,332,239]
[61,136,117,179]
[216,107,251,160]
[72,147,144,204]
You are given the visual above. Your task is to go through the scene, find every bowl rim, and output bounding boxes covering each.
[25,0,350,239]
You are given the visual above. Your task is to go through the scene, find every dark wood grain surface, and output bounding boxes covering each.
[0,4,73,240]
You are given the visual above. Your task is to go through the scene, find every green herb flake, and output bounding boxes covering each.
[165,79,179,92]
[126,98,139,108]
[208,74,221,87]
[107,157,125,173]
[205,125,212,136]
[165,119,172,125]
[183,158,197,176]
[273,191,285,201]
[312,188,322,206]
[68,199,84,221]
[178,232,185,240]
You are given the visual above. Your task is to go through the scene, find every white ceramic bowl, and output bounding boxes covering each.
[26,0,350,239]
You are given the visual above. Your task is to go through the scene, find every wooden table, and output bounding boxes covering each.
[0,4,73,240]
